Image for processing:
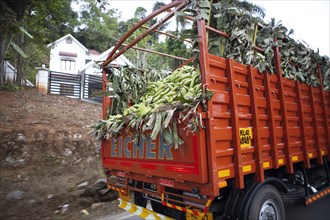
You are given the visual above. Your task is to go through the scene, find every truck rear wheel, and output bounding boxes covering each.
[134,191,147,207]
[151,200,165,214]
[248,185,285,220]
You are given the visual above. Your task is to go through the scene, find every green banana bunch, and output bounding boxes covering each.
[91,65,213,149]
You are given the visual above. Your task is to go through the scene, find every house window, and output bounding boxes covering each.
[66,38,72,44]
[60,59,75,71]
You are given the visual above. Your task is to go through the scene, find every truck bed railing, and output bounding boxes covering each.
[102,0,187,67]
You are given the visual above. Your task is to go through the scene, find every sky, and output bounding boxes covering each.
[107,0,330,57]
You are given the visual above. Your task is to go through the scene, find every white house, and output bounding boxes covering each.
[47,34,100,74]
[47,34,133,101]
[78,46,134,76]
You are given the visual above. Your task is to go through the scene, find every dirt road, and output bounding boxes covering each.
[0,88,122,219]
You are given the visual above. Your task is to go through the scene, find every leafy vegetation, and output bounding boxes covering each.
[1,0,78,85]
[0,83,26,92]
[177,0,329,89]
[91,66,212,149]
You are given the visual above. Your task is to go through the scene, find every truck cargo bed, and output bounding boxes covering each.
[102,17,330,200]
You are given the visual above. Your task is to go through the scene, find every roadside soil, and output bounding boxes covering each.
[0,88,123,220]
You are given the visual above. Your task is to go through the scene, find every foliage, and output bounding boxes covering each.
[75,0,119,52]
[164,32,193,69]
[320,56,330,90]
[106,66,170,115]
[0,0,20,37]
[0,83,26,92]
[115,2,189,71]
[25,0,77,44]
[177,0,329,89]
[134,6,147,20]
[91,66,212,149]
[1,0,79,86]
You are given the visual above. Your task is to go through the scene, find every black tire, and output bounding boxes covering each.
[281,185,305,207]
[248,185,285,220]
[151,200,165,214]
[134,191,147,207]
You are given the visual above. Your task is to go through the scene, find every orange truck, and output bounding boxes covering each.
[100,1,330,219]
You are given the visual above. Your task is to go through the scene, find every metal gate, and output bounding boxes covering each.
[48,71,81,98]
[83,74,102,103]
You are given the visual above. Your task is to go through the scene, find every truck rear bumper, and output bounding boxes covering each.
[108,180,213,219]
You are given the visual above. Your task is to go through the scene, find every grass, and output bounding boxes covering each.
[0,83,26,92]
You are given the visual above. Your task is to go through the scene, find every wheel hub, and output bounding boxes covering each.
[259,199,278,220]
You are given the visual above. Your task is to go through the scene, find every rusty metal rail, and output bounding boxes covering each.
[141,25,193,44]
[122,44,188,61]
[103,0,187,67]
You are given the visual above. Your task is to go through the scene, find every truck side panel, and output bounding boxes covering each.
[196,18,330,190]
[203,53,330,190]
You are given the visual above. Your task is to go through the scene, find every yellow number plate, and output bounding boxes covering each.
[239,127,253,148]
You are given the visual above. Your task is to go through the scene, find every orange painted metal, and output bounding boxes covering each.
[317,64,330,160]
[226,58,245,189]
[264,73,280,168]
[296,81,310,168]
[273,44,294,173]
[197,19,219,194]
[205,24,230,38]
[102,129,209,184]
[248,65,264,182]
[310,85,323,164]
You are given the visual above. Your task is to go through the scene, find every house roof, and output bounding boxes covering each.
[78,46,134,74]
[47,34,88,52]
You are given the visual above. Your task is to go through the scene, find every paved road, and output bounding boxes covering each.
[285,196,330,220]
[100,195,330,220]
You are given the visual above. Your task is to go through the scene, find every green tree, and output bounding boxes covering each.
[116,3,176,70]
[1,0,79,85]
[134,6,147,20]
[0,0,31,85]
[23,0,77,84]
[164,31,191,69]
[75,0,119,52]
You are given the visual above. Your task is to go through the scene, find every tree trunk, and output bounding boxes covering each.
[0,36,5,85]
[15,32,25,86]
